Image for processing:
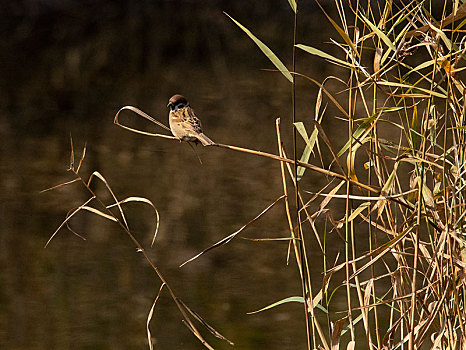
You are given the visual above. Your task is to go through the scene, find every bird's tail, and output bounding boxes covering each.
[197,133,215,146]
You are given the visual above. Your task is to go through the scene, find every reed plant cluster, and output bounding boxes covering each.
[46,1,466,349]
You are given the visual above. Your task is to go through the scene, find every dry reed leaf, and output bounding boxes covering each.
[314,0,359,58]
[64,220,87,242]
[40,178,80,193]
[87,171,129,230]
[147,283,166,350]
[315,87,323,119]
[292,72,349,119]
[76,142,87,174]
[363,279,373,307]
[318,180,345,212]
[180,195,285,267]
[422,184,435,208]
[242,237,299,242]
[345,226,412,280]
[312,120,346,176]
[330,318,346,350]
[107,196,160,246]
[377,81,447,98]
[114,105,174,139]
[431,324,446,350]
[309,189,416,201]
[346,202,370,223]
[80,206,119,222]
[373,47,383,79]
[44,196,96,247]
[180,320,214,350]
[346,340,355,350]
[405,3,466,38]
[178,299,234,346]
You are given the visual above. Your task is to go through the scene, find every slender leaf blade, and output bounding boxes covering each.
[225,13,292,82]
[287,0,297,13]
[296,44,355,69]
[360,13,396,51]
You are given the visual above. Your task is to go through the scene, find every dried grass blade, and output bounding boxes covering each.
[69,134,75,170]
[180,195,285,267]
[178,299,234,345]
[63,218,87,241]
[40,178,80,193]
[293,72,349,119]
[331,318,347,350]
[76,142,87,174]
[325,225,410,278]
[147,283,166,350]
[115,105,170,131]
[377,81,447,98]
[309,188,416,201]
[242,237,299,242]
[314,0,359,58]
[312,120,346,176]
[81,206,118,222]
[346,202,370,223]
[381,162,399,195]
[373,47,382,79]
[88,171,129,230]
[347,226,412,280]
[318,180,345,212]
[363,279,373,307]
[114,106,175,139]
[44,196,96,247]
[107,196,160,246]
[276,118,298,265]
[180,320,215,350]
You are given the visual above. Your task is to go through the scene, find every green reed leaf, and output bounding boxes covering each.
[287,0,297,13]
[294,122,318,181]
[360,13,396,51]
[225,13,293,82]
[247,296,328,314]
[337,113,378,157]
[296,44,355,69]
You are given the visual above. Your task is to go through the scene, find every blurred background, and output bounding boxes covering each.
[0,1,351,349]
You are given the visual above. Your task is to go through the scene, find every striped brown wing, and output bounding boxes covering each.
[181,107,203,134]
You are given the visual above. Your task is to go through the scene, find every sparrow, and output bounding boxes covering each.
[167,94,214,146]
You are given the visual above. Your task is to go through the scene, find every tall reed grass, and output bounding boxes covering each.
[46,1,466,349]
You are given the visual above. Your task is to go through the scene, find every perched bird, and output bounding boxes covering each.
[167,94,214,146]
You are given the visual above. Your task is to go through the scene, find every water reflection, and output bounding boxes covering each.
[0,1,350,349]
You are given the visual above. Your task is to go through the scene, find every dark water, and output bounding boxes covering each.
[0,1,355,349]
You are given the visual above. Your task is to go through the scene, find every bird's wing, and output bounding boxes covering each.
[183,107,203,134]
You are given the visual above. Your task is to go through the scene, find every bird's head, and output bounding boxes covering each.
[167,94,189,112]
